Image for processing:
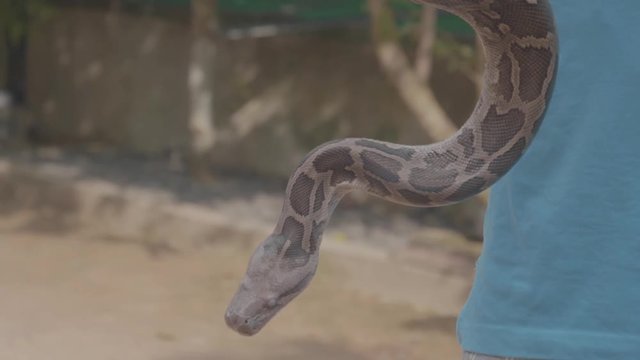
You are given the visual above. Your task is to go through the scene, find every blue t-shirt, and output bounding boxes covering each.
[457,1,640,359]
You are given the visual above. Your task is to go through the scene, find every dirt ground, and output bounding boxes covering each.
[0,151,480,360]
[0,209,467,360]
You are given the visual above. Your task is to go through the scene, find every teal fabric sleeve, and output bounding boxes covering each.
[457,1,640,359]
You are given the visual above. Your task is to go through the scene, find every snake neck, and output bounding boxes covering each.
[226,0,559,338]
[271,0,558,267]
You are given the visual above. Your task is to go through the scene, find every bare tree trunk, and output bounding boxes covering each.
[107,0,122,27]
[414,6,437,83]
[368,0,457,142]
[472,35,484,95]
[369,0,488,237]
[5,1,28,106]
[188,0,218,180]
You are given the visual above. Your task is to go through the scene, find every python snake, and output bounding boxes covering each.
[226,0,558,336]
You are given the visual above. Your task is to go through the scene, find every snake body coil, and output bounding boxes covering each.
[226,0,558,336]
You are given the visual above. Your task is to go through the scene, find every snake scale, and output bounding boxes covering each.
[226,0,558,336]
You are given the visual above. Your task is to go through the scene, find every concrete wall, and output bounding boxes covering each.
[28,8,190,152]
[26,7,477,178]
[0,33,6,90]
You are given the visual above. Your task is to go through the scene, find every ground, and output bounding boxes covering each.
[0,151,480,360]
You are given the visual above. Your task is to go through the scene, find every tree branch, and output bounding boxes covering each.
[368,0,457,141]
[187,0,219,180]
[414,6,437,83]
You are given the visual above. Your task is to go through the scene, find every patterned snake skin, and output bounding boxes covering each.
[226,0,558,336]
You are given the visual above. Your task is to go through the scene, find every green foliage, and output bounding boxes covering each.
[371,1,400,43]
[366,0,478,75]
[217,0,473,36]
[0,0,55,44]
[387,5,476,76]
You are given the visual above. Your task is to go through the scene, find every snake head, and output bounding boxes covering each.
[225,233,317,336]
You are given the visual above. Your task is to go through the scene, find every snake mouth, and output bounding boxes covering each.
[224,311,257,336]
[224,309,276,336]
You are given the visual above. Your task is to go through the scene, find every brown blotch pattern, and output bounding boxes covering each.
[488,137,527,176]
[289,173,314,216]
[309,220,325,254]
[469,9,502,36]
[398,189,431,205]
[457,129,476,158]
[496,53,514,102]
[282,216,304,245]
[424,150,459,169]
[488,0,554,38]
[364,174,391,197]
[313,181,325,213]
[330,170,357,186]
[447,177,487,202]
[313,146,354,172]
[465,158,486,173]
[480,105,525,154]
[361,150,402,183]
[312,146,357,186]
[511,44,553,103]
[281,216,309,267]
[299,139,343,165]
[409,167,459,193]
[355,139,416,161]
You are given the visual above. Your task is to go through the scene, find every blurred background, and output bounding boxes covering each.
[0,0,486,359]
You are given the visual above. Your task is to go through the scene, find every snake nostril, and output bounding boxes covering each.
[225,312,243,328]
